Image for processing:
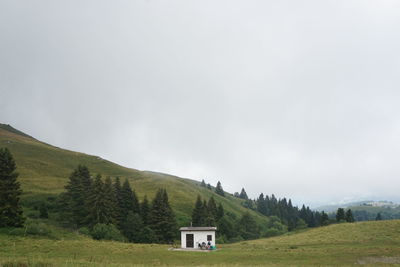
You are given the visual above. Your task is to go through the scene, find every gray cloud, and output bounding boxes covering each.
[1,0,400,207]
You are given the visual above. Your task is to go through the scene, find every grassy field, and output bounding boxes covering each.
[0,124,267,226]
[1,220,400,266]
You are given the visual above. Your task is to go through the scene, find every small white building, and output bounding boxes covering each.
[179,227,217,249]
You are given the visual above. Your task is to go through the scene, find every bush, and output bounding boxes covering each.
[90,224,125,242]
[263,228,284,237]
[78,227,91,236]
[25,221,52,237]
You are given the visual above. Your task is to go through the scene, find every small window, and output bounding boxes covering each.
[207,235,212,241]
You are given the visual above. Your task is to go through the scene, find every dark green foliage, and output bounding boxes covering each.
[320,211,330,226]
[237,212,259,240]
[149,189,177,243]
[208,197,218,220]
[192,195,205,226]
[216,203,224,221]
[239,188,248,199]
[121,179,140,215]
[90,223,124,241]
[86,175,116,226]
[0,147,24,227]
[39,203,49,219]
[345,209,355,222]
[200,179,206,187]
[336,208,346,222]
[140,195,150,226]
[207,183,212,190]
[256,193,268,215]
[113,177,124,228]
[215,181,225,197]
[140,226,158,243]
[217,216,235,239]
[376,212,382,220]
[122,212,143,243]
[61,165,92,227]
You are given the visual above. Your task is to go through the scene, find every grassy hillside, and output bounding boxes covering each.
[1,220,400,266]
[0,124,266,225]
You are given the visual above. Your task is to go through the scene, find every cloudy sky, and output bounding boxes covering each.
[1,0,400,207]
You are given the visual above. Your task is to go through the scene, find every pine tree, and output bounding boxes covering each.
[0,148,24,227]
[86,175,115,226]
[123,211,144,243]
[336,208,346,222]
[113,177,125,229]
[140,195,150,226]
[207,183,212,190]
[239,188,248,199]
[215,181,225,196]
[208,197,218,220]
[61,165,92,227]
[203,199,215,226]
[201,179,206,187]
[191,195,205,226]
[256,193,268,215]
[149,189,177,243]
[121,179,140,215]
[345,209,354,222]
[216,203,224,221]
[375,212,382,221]
[320,211,330,226]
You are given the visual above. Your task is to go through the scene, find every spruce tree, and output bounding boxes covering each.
[123,211,144,243]
[192,195,205,226]
[336,208,346,222]
[149,189,177,243]
[216,203,224,221]
[375,212,382,221]
[239,188,248,199]
[345,209,354,222]
[201,179,206,187]
[207,183,212,190]
[203,199,215,226]
[86,175,115,226]
[61,165,92,227]
[215,181,225,196]
[121,179,140,214]
[140,195,150,226]
[256,193,268,215]
[113,177,124,228]
[208,197,218,220]
[320,211,330,226]
[0,148,24,227]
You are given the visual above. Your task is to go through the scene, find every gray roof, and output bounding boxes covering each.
[179,227,217,231]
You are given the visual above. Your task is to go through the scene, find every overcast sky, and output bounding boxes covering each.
[1,0,400,207]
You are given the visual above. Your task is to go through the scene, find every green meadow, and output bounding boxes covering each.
[1,220,400,266]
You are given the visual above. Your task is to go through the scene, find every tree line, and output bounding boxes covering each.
[59,165,177,243]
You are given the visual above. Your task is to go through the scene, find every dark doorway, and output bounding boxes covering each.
[186,234,194,248]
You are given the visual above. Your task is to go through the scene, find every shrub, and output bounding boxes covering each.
[25,221,52,237]
[78,227,91,236]
[90,224,125,242]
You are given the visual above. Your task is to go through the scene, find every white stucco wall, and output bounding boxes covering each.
[180,231,216,248]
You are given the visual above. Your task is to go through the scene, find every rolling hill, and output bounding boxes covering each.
[0,123,267,226]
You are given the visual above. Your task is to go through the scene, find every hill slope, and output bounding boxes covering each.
[1,220,400,266]
[0,124,266,225]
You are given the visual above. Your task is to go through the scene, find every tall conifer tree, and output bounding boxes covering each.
[0,148,24,227]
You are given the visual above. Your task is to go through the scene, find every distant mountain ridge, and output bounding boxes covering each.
[316,200,400,213]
